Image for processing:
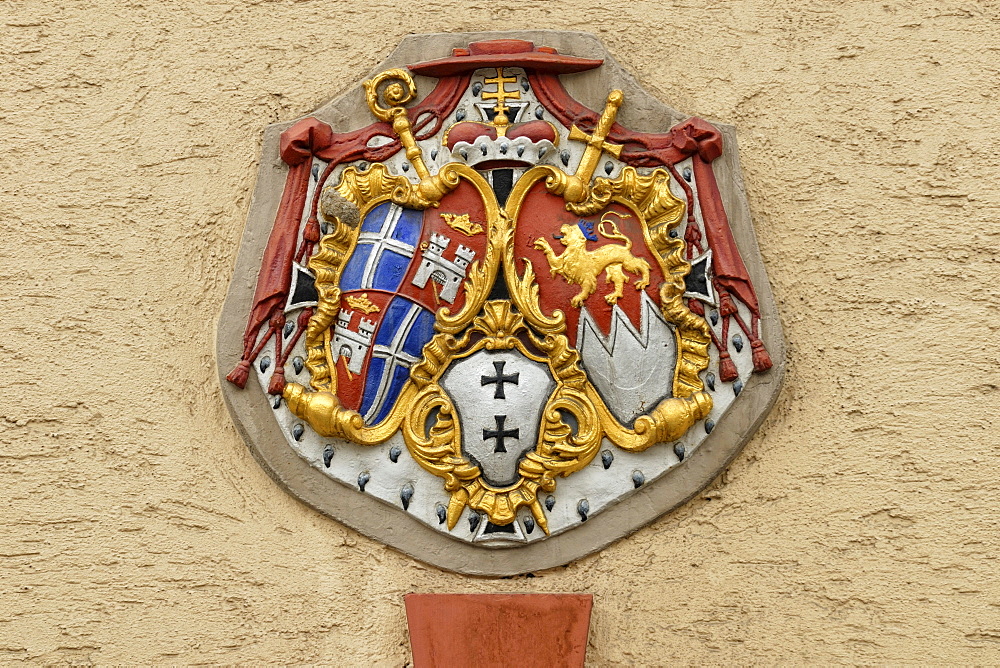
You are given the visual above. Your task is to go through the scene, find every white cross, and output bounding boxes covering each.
[364,301,422,423]
[357,204,415,288]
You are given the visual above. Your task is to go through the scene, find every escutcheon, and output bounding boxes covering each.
[218,32,785,575]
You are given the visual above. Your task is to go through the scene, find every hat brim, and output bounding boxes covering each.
[408,53,604,78]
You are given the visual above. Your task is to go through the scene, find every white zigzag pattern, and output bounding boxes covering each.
[576,292,678,426]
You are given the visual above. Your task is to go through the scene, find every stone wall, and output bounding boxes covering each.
[1,1,997,664]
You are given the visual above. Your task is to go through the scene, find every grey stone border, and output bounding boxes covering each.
[217,30,786,576]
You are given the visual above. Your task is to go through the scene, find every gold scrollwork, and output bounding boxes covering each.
[285,75,715,529]
[297,189,358,396]
[363,68,417,121]
[363,68,457,206]
[402,301,603,533]
[284,70,511,445]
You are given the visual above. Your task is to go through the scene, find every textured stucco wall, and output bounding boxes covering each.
[2,2,998,665]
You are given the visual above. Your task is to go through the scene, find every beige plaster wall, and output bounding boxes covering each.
[1,1,998,664]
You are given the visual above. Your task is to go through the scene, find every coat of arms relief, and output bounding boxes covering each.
[219,33,784,574]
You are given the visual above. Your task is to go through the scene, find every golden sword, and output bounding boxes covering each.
[559,89,625,204]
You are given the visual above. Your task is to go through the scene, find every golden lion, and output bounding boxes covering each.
[533,213,651,307]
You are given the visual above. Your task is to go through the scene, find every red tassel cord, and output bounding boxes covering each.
[225,325,279,388]
[225,359,252,389]
[665,163,703,260]
[751,339,772,373]
[226,119,323,387]
[688,298,730,378]
[714,291,738,382]
[727,307,772,373]
[267,307,315,396]
[266,312,287,395]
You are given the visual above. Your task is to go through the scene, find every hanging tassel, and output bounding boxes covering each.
[716,288,737,382]
[296,307,313,331]
[303,215,321,243]
[268,365,286,395]
[226,359,251,388]
[718,351,739,383]
[684,224,702,248]
[751,339,773,373]
[718,291,738,317]
[267,313,287,395]
[281,307,315,360]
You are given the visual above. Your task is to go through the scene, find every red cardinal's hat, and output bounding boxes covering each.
[408,39,604,77]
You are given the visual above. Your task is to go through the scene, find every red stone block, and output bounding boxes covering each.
[405,593,593,668]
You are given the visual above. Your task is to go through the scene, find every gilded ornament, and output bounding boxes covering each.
[440,212,484,236]
[344,293,381,314]
[283,69,713,527]
[221,35,783,573]
[533,212,651,307]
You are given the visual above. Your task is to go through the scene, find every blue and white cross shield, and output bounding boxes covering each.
[360,296,435,425]
[340,202,423,292]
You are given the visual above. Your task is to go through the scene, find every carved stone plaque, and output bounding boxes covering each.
[218,31,785,575]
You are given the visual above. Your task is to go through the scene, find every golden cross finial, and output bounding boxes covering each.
[481,68,521,136]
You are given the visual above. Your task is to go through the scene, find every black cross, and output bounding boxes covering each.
[684,253,712,302]
[483,415,519,453]
[481,360,520,399]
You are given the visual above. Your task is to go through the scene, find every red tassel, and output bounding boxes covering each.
[751,339,772,373]
[297,307,313,329]
[718,291,738,317]
[304,215,321,243]
[268,366,286,395]
[226,359,251,388]
[688,298,704,316]
[719,352,738,383]
[684,224,702,247]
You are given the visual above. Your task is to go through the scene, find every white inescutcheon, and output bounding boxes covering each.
[440,349,555,487]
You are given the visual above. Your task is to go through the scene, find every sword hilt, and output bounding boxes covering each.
[563,90,625,203]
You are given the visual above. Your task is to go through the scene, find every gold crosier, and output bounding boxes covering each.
[284,70,713,533]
